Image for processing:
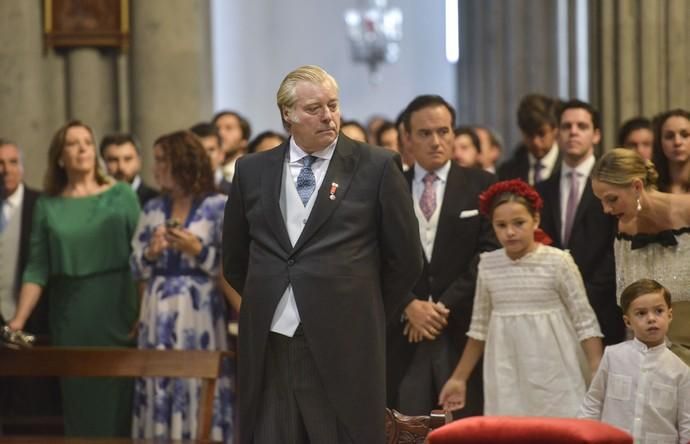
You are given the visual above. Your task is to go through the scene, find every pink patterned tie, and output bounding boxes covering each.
[563,171,580,246]
[420,172,438,220]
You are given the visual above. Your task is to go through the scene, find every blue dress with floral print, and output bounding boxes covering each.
[130,193,233,442]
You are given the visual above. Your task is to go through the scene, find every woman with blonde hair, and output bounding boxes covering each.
[591,147,690,364]
[9,120,140,436]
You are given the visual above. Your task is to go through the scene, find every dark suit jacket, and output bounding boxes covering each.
[223,135,423,444]
[218,178,232,195]
[15,186,50,335]
[135,181,157,207]
[386,164,498,412]
[497,144,562,184]
[536,171,625,345]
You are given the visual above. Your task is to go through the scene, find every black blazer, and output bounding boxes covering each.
[386,164,498,408]
[536,171,625,345]
[13,186,49,335]
[497,144,562,184]
[136,181,158,207]
[17,186,40,284]
[223,135,423,444]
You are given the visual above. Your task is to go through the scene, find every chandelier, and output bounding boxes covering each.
[344,0,403,84]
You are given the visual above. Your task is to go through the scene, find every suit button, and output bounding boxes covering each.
[287,259,295,266]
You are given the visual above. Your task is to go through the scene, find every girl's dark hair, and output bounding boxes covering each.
[651,108,690,192]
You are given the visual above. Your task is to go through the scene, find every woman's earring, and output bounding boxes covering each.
[636,196,642,212]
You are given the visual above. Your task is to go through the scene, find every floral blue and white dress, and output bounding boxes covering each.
[130,193,233,442]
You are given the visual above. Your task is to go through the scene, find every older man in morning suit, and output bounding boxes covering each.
[223,65,423,444]
[0,140,55,428]
[386,96,498,418]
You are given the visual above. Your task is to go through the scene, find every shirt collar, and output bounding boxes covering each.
[5,183,24,209]
[631,337,668,354]
[528,142,559,168]
[561,153,596,179]
[413,160,451,183]
[289,136,337,163]
[131,175,142,190]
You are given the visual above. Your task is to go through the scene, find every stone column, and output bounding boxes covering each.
[66,48,118,143]
[129,0,213,183]
[589,0,690,152]
[0,1,66,188]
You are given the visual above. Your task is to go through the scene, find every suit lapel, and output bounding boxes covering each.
[572,178,595,234]
[404,169,431,269]
[261,144,293,253]
[291,137,359,254]
[543,174,563,245]
[429,164,470,269]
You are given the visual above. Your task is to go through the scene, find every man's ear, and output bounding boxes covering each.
[282,107,292,124]
[592,128,602,145]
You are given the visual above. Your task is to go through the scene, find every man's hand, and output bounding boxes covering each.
[403,299,449,341]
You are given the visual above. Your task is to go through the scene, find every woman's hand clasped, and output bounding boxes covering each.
[165,227,202,257]
[143,225,169,262]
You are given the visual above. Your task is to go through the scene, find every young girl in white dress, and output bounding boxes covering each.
[439,179,604,417]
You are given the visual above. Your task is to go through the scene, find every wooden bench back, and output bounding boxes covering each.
[0,347,233,441]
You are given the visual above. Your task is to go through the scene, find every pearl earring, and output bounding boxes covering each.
[636,196,642,212]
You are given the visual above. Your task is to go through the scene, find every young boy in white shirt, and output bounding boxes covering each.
[578,278,690,444]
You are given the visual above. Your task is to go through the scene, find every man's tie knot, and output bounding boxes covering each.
[423,172,438,185]
[302,155,317,168]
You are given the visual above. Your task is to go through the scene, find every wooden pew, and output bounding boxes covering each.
[0,347,233,442]
[385,408,452,444]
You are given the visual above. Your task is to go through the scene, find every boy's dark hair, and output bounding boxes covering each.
[517,94,559,136]
[401,95,456,133]
[189,121,220,142]
[454,126,481,153]
[617,117,652,146]
[620,278,672,314]
[558,99,601,131]
[99,133,141,157]
[212,110,252,141]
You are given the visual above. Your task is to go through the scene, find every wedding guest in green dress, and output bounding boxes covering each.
[8,120,140,437]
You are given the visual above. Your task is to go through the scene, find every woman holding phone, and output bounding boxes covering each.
[129,130,233,442]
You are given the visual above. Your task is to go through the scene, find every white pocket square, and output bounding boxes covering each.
[459,209,479,218]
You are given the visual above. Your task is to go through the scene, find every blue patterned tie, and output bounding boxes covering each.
[296,155,317,206]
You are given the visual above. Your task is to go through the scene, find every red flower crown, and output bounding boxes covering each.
[479,179,544,216]
[479,179,552,245]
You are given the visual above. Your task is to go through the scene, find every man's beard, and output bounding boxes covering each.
[112,172,134,183]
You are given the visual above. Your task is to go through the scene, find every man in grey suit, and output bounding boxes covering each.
[223,65,423,444]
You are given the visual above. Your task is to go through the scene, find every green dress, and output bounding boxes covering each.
[22,181,140,437]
